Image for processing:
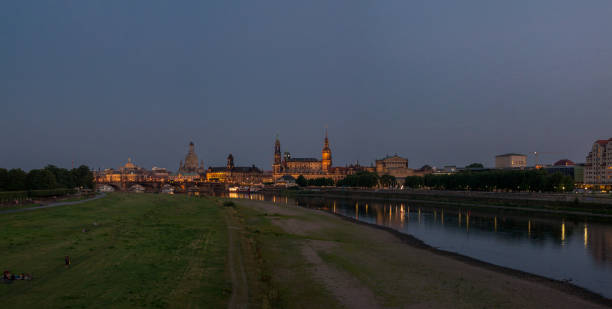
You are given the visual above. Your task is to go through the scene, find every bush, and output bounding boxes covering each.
[0,188,77,203]
[29,188,77,198]
[0,191,28,203]
[336,172,379,188]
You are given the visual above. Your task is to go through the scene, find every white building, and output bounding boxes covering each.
[495,153,527,169]
[585,138,612,188]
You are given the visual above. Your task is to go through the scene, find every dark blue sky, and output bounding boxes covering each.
[2,1,611,171]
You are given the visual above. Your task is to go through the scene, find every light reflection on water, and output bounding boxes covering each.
[225,193,612,298]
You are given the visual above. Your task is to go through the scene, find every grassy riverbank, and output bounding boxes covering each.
[1,193,608,308]
[0,193,229,308]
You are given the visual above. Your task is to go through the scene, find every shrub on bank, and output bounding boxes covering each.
[29,188,78,198]
[0,188,78,203]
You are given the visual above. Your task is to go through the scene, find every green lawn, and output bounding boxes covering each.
[0,193,229,308]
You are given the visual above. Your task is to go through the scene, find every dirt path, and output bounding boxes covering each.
[243,200,381,308]
[237,199,609,308]
[302,241,380,309]
[225,210,249,309]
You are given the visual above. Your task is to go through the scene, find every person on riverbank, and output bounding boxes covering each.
[2,270,11,281]
[65,255,71,268]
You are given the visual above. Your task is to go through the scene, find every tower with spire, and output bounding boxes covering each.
[321,128,332,172]
[227,154,235,170]
[273,134,282,174]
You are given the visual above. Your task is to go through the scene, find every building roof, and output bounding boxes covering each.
[377,155,407,161]
[122,157,137,169]
[208,167,229,172]
[496,153,526,157]
[287,158,319,162]
[208,166,262,173]
[595,139,611,146]
[554,159,575,166]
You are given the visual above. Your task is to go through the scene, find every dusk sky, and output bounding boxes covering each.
[2,1,611,171]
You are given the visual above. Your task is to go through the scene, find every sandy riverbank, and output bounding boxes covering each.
[234,199,611,308]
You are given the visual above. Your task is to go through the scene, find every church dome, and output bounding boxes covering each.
[124,158,136,169]
[185,153,199,168]
[184,146,199,169]
[180,142,201,173]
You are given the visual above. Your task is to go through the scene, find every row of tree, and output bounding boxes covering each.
[295,176,335,187]
[296,172,382,188]
[295,169,574,192]
[404,170,574,192]
[0,165,94,191]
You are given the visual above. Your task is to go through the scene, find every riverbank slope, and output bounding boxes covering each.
[234,198,611,308]
[274,188,612,217]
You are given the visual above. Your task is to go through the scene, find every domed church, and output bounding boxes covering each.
[178,142,205,175]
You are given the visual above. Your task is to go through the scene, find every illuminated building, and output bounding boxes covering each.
[174,142,205,181]
[495,153,527,169]
[585,138,612,189]
[94,158,149,183]
[272,130,373,182]
[375,155,415,180]
[206,154,263,184]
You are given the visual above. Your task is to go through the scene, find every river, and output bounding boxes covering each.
[225,192,612,298]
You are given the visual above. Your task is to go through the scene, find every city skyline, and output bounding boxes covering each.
[2,1,612,170]
[0,130,606,172]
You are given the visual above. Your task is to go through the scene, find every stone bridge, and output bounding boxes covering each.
[96,180,226,194]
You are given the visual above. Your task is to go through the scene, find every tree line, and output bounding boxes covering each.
[404,170,574,192]
[296,172,385,188]
[295,176,335,187]
[0,165,94,191]
[294,169,574,193]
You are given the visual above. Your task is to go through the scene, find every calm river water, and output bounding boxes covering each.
[226,193,612,298]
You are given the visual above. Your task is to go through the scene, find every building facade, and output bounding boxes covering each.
[206,154,263,184]
[272,130,372,182]
[94,158,169,184]
[375,155,415,180]
[95,158,148,183]
[544,159,577,180]
[585,138,612,188]
[495,153,527,169]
